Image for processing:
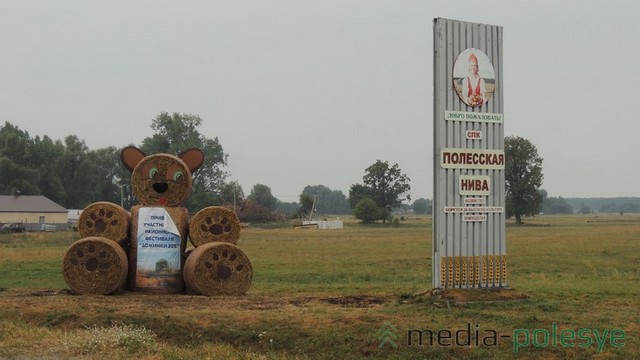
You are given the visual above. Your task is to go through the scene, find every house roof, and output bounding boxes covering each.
[0,195,67,213]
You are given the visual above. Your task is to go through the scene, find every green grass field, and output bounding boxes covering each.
[0,214,638,359]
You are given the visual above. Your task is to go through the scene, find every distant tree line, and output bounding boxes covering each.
[540,193,573,214]
[0,122,126,209]
[1,118,431,224]
[540,194,640,215]
[0,114,229,212]
[18,117,626,225]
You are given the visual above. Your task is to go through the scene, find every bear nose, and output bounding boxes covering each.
[153,182,168,193]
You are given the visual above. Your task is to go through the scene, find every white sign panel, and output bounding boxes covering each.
[464,197,486,205]
[445,110,503,123]
[459,175,491,196]
[465,130,482,140]
[463,214,487,222]
[135,207,182,291]
[443,206,504,213]
[441,148,505,170]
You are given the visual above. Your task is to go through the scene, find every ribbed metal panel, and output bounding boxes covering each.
[433,18,506,289]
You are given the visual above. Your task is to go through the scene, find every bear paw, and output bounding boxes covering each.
[184,242,252,296]
[79,202,130,245]
[189,206,240,246]
[63,237,128,295]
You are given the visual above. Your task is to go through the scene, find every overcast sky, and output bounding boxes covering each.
[2,1,639,202]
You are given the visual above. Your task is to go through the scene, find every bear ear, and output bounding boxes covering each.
[178,148,205,173]
[121,146,147,172]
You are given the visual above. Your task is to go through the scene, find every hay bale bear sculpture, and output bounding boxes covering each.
[63,146,252,296]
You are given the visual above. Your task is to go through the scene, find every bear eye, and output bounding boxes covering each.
[173,171,184,182]
[149,167,159,179]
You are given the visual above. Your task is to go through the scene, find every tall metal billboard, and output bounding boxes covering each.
[433,18,506,289]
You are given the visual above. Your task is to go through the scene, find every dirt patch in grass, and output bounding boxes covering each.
[0,289,389,322]
[319,295,388,307]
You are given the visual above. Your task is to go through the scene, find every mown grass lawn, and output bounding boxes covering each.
[0,214,638,359]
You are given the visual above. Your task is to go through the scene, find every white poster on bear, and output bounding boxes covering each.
[135,207,182,290]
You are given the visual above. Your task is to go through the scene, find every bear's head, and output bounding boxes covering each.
[121,146,205,207]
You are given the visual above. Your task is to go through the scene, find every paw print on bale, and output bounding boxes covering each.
[63,237,128,295]
[189,207,241,246]
[210,247,245,278]
[184,242,252,296]
[78,202,130,245]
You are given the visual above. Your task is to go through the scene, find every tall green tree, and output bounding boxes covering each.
[248,184,277,210]
[56,135,96,208]
[349,160,411,222]
[505,136,544,224]
[348,183,370,209]
[140,112,228,211]
[0,122,39,195]
[30,135,65,204]
[87,146,125,206]
[0,157,39,195]
[0,122,31,163]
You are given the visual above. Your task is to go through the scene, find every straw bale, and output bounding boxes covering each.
[183,242,253,296]
[78,202,130,245]
[189,206,240,247]
[62,237,128,295]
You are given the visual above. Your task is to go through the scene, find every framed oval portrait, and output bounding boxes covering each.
[453,48,496,107]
